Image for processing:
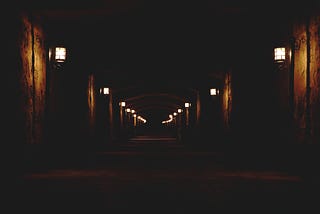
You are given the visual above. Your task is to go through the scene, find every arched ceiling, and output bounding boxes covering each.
[112,86,199,125]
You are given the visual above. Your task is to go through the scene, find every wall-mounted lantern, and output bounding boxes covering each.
[49,46,67,69]
[119,101,126,107]
[100,87,109,95]
[210,88,219,96]
[274,47,286,62]
[119,101,126,128]
[184,102,191,127]
[54,47,67,62]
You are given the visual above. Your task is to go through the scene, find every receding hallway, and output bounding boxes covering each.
[5,3,320,214]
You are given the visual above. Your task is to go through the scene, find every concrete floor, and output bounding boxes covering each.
[11,135,320,213]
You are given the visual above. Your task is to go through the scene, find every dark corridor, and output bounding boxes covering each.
[4,1,320,213]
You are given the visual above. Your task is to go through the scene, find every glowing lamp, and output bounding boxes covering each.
[55,47,67,62]
[100,87,109,95]
[210,88,219,96]
[184,102,191,108]
[274,47,285,62]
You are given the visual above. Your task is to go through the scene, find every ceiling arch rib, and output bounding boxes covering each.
[123,94,185,114]
[129,104,181,114]
[118,93,186,124]
[132,107,181,124]
[124,93,186,104]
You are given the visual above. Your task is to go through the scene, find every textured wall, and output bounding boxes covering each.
[32,16,47,145]
[87,74,97,137]
[19,14,34,144]
[309,15,320,143]
[293,19,307,142]
[222,70,232,132]
[19,13,46,144]
[293,13,320,143]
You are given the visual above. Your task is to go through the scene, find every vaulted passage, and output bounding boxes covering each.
[4,2,320,212]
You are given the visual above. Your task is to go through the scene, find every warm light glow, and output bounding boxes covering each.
[289,49,292,60]
[274,47,285,61]
[119,101,126,107]
[100,87,109,95]
[55,47,66,62]
[184,102,191,108]
[88,74,96,127]
[133,114,137,127]
[169,114,173,119]
[210,88,219,96]
[131,109,135,113]
[137,116,147,123]
[126,108,131,112]
[173,112,177,116]
[162,117,173,124]
[49,48,52,61]
[178,108,183,113]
